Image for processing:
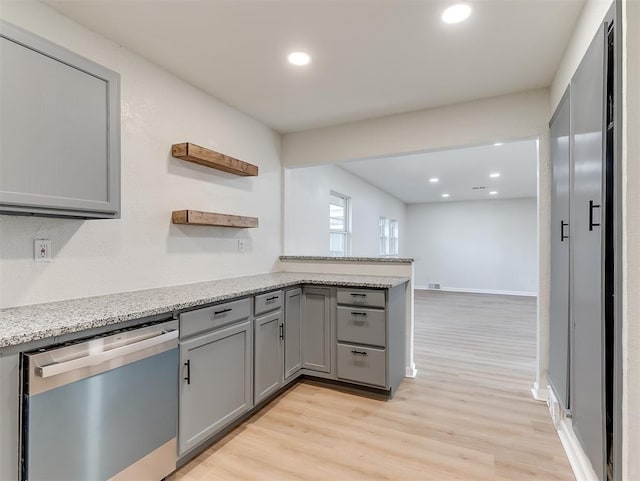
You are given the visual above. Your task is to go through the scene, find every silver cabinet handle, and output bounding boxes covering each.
[36,329,178,379]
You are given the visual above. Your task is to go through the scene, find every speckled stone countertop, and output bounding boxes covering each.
[280,256,414,263]
[0,272,409,349]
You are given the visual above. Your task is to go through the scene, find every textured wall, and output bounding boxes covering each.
[622,0,640,478]
[0,2,282,307]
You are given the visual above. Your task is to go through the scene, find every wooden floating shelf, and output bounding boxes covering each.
[172,142,258,177]
[172,210,259,228]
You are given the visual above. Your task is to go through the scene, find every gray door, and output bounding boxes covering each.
[548,88,572,411]
[254,311,284,404]
[179,320,252,456]
[284,288,303,380]
[570,22,606,481]
[302,287,331,373]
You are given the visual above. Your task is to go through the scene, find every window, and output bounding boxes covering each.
[379,217,399,256]
[329,191,350,256]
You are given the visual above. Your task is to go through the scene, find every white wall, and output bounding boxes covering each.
[407,198,538,295]
[282,89,550,167]
[284,164,406,256]
[0,2,282,308]
[550,0,615,111]
[622,1,640,479]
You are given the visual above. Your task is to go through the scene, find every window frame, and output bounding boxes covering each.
[329,191,350,257]
[379,216,399,256]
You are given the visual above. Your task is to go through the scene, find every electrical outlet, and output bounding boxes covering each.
[34,239,52,263]
[238,240,245,254]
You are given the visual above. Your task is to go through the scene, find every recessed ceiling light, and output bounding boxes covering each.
[494,142,504,147]
[288,51,311,66]
[441,193,450,198]
[489,172,501,178]
[441,4,472,24]
[429,177,439,183]
[489,191,498,195]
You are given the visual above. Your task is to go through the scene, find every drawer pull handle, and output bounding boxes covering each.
[351,311,368,317]
[351,350,368,356]
[214,308,232,315]
[184,360,191,385]
[350,293,367,297]
[266,296,279,301]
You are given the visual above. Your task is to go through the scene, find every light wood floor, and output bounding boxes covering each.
[170,290,575,481]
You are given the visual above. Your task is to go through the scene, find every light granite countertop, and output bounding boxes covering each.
[0,272,409,349]
[280,256,414,263]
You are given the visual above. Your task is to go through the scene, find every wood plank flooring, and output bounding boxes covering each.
[169,290,575,481]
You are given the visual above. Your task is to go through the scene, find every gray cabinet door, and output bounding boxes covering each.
[0,21,120,219]
[302,287,331,373]
[548,88,572,411]
[179,320,252,456]
[570,22,606,481]
[284,288,303,380]
[254,311,283,405]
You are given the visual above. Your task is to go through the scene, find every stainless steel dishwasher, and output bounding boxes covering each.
[20,319,179,481]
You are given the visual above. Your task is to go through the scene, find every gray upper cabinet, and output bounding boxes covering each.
[548,88,572,412]
[0,21,120,219]
[302,287,331,373]
[284,288,302,380]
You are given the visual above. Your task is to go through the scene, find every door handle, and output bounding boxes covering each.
[560,221,569,242]
[351,350,368,356]
[589,200,601,231]
[279,323,284,340]
[184,360,191,385]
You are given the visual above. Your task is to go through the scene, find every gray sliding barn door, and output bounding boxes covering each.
[548,89,571,411]
[570,22,606,481]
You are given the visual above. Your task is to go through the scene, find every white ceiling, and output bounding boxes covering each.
[339,139,538,204]
[46,0,584,133]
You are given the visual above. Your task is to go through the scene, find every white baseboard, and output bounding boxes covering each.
[415,286,537,297]
[405,365,417,378]
[556,419,600,481]
[530,381,548,402]
[547,386,599,481]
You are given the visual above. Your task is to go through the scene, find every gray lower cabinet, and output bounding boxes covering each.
[254,310,284,405]
[302,287,331,373]
[179,319,253,456]
[0,352,20,481]
[337,344,386,387]
[335,286,406,395]
[284,288,303,380]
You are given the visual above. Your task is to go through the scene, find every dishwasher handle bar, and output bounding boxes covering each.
[36,329,179,379]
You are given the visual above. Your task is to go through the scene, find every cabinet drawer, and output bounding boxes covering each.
[254,290,283,316]
[180,298,250,338]
[337,343,386,388]
[336,288,386,308]
[337,306,386,347]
